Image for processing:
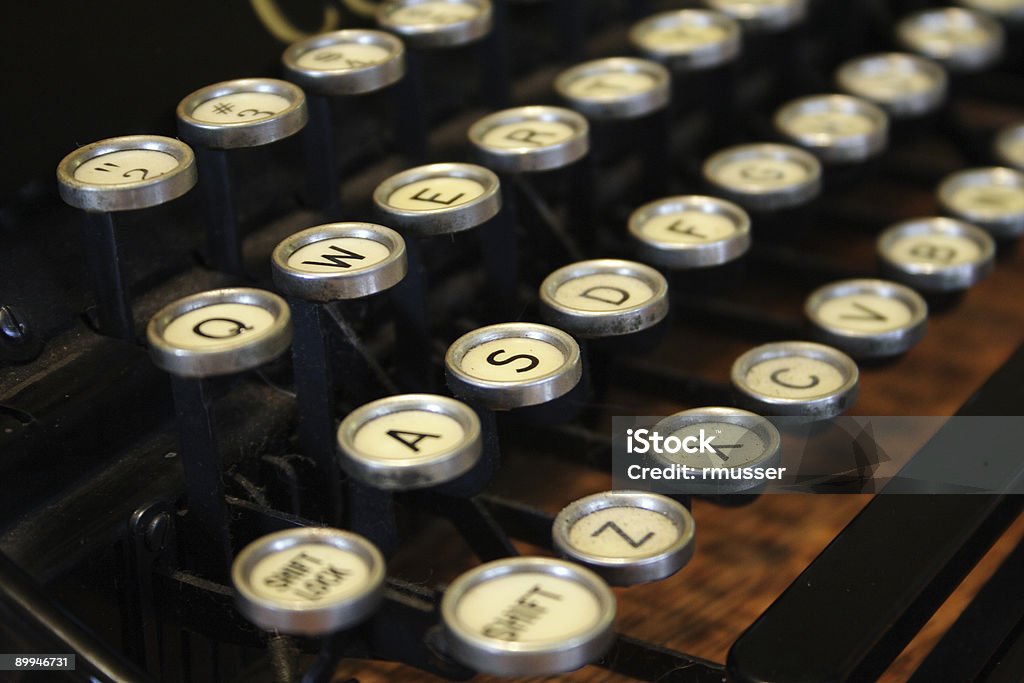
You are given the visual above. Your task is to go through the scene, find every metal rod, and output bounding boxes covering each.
[394,49,429,162]
[81,211,134,340]
[195,145,244,275]
[302,94,342,218]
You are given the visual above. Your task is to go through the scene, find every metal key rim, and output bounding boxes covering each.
[702,143,822,211]
[628,9,742,71]
[805,279,929,358]
[628,194,752,269]
[468,106,590,173]
[773,94,889,164]
[877,217,996,292]
[937,167,1024,239]
[704,0,808,32]
[282,29,406,95]
[56,135,197,213]
[377,0,493,48]
[835,52,948,119]
[232,527,385,636]
[554,57,671,120]
[896,7,1005,72]
[445,323,583,409]
[336,394,482,490]
[147,288,292,378]
[373,162,501,235]
[538,259,669,338]
[995,123,1024,171]
[552,491,695,585]
[176,78,308,149]
[271,222,408,301]
[440,556,617,677]
[651,407,782,494]
[731,341,860,418]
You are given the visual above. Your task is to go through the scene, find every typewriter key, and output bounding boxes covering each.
[552,491,695,585]
[805,279,928,358]
[731,341,859,419]
[555,58,670,120]
[337,394,481,489]
[878,217,996,292]
[938,167,1024,240]
[445,323,582,409]
[148,288,292,577]
[896,7,1005,73]
[539,259,669,338]
[469,105,589,173]
[629,9,742,72]
[629,195,751,269]
[652,407,782,494]
[56,135,197,340]
[836,53,948,120]
[148,288,292,378]
[273,224,408,520]
[774,94,889,164]
[283,30,406,213]
[994,122,1024,171]
[177,78,308,274]
[703,0,808,33]
[283,30,405,96]
[232,527,385,636]
[373,163,501,236]
[377,0,492,48]
[703,143,822,212]
[440,557,616,676]
[272,223,408,301]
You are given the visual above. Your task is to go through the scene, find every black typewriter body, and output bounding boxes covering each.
[2,1,1024,682]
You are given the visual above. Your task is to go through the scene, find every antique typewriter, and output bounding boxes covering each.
[3,0,1024,681]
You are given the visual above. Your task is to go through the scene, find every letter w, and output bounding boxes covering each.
[302,245,365,268]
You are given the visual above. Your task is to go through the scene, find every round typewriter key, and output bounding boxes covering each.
[552,491,695,585]
[805,279,928,358]
[148,288,292,378]
[378,0,492,48]
[272,223,408,301]
[177,79,308,274]
[629,10,742,72]
[652,407,782,494]
[878,218,996,292]
[283,30,405,95]
[629,195,751,270]
[731,341,860,418]
[441,557,616,676]
[57,135,197,212]
[177,78,307,149]
[896,8,1004,73]
[539,259,669,338]
[703,143,822,212]
[773,94,889,164]
[373,163,501,235]
[445,323,582,409]
[957,0,1024,22]
[994,123,1024,171]
[836,53,947,120]
[703,0,808,32]
[232,527,385,636]
[938,167,1024,240]
[469,106,589,173]
[337,394,482,489]
[554,58,671,120]
[57,135,198,340]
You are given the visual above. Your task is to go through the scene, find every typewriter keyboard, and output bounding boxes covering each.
[3,1,1024,681]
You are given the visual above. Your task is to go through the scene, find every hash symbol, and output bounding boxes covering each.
[212,102,235,115]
